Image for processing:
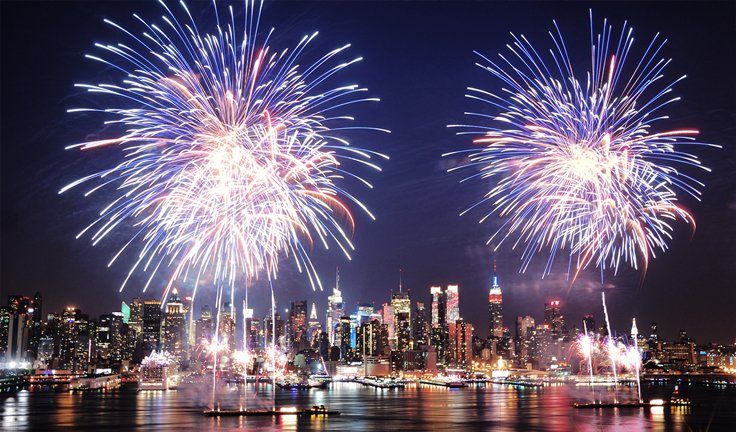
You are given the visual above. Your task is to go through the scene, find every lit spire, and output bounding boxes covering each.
[335,266,340,293]
[310,302,318,320]
[491,258,500,289]
[399,268,402,293]
[631,318,639,338]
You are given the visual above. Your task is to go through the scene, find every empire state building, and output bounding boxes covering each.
[488,261,503,339]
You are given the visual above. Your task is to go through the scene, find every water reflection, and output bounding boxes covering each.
[0,382,733,430]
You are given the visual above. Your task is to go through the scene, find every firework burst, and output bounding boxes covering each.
[61,0,387,297]
[448,11,716,276]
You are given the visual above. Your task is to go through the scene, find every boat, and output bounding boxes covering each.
[573,399,691,409]
[420,378,467,388]
[204,405,340,417]
[359,377,405,389]
[276,378,328,390]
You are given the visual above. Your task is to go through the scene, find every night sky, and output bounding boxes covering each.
[1,1,734,344]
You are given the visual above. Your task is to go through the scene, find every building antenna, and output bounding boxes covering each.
[335,266,340,292]
[399,268,403,293]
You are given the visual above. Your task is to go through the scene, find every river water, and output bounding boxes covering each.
[1,381,735,431]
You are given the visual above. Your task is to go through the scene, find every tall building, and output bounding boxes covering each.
[243,308,259,350]
[544,300,565,341]
[488,264,503,339]
[338,315,352,361]
[391,291,411,352]
[58,307,94,373]
[446,285,460,324]
[129,297,143,337]
[381,303,395,350]
[218,303,236,351]
[430,286,442,328]
[326,269,345,345]
[0,306,11,357]
[142,300,162,355]
[28,292,42,360]
[448,318,473,369]
[308,302,321,343]
[356,319,384,358]
[263,313,285,347]
[5,310,30,363]
[289,300,308,350]
[429,286,448,366]
[163,289,185,360]
[195,305,213,345]
[582,314,596,336]
[515,315,535,365]
[413,301,429,348]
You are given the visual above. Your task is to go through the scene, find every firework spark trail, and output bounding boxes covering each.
[61,0,387,302]
[448,11,717,277]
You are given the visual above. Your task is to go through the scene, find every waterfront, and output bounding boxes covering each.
[2,382,735,431]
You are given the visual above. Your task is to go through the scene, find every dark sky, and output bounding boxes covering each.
[1,1,734,344]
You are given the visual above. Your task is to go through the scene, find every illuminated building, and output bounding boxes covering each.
[488,263,503,339]
[430,286,442,328]
[392,291,411,352]
[544,300,565,341]
[429,285,448,367]
[289,300,307,349]
[356,319,384,358]
[263,313,285,347]
[243,308,259,350]
[338,315,352,361]
[29,292,42,360]
[58,307,94,373]
[128,297,143,338]
[448,318,473,369]
[326,268,345,345]
[413,301,429,348]
[532,324,552,367]
[381,303,395,350]
[142,300,162,355]
[308,302,321,342]
[446,284,460,324]
[5,311,30,363]
[515,315,535,366]
[194,305,212,346]
[218,302,236,351]
[163,289,184,361]
[96,314,113,364]
[0,306,10,357]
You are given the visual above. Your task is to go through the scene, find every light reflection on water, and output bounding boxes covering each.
[1,382,735,431]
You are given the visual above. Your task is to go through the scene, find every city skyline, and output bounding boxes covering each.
[2,1,735,348]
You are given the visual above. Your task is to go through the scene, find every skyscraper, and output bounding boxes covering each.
[429,286,448,366]
[544,300,565,341]
[195,305,213,346]
[129,297,143,338]
[381,303,395,350]
[289,300,307,349]
[430,286,443,329]
[142,300,162,355]
[448,318,473,368]
[413,301,429,348]
[308,302,321,342]
[326,268,345,345]
[163,289,184,360]
[391,291,411,352]
[488,263,503,339]
[446,284,460,324]
[219,302,236,351]
[515,315,535,365]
